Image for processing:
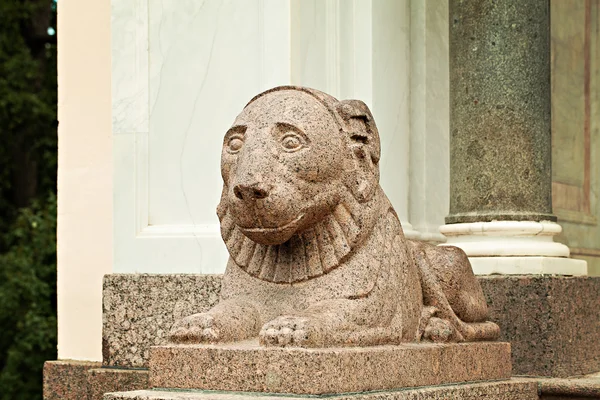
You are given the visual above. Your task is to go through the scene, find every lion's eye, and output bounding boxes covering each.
[227,136,244,154]
[281,133,304,152]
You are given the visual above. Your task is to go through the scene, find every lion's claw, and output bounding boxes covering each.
[168,313,220,343]
[259,316,315,347]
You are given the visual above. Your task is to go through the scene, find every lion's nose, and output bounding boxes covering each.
[233,183,271,200]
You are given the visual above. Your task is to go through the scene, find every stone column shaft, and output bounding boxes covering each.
[446,0,554,224]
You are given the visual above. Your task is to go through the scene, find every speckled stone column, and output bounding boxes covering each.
[441,0,587,274]
[446,0,555,224]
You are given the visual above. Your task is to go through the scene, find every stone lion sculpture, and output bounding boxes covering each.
[169,86,499,347]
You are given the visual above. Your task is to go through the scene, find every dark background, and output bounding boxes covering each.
[0,0,58,398]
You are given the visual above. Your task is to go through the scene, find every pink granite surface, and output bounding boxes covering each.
[149,340,511,394]
[44,360,151,400]
[43,360,100,400]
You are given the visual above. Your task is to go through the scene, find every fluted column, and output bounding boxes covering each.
[440,0,586,275]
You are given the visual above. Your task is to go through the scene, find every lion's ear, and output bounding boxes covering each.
[337,100,381,203]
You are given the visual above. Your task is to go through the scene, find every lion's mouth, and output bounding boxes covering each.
[238,213,304,235]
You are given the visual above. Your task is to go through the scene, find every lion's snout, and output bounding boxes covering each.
[226,178,303,245]
[233,182,271,201]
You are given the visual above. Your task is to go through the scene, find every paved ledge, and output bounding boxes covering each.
[105,379,537,400]
[88,367,149,400]
[538,371,600,398]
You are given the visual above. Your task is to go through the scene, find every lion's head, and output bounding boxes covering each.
[217,86,387,283]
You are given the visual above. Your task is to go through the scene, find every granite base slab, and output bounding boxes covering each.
[44,360,150,400]
[149,340,511,395]
[105,379,537,400]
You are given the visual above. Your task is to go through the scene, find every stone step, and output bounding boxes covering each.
[104,379,538,400]
[88,368,149,400]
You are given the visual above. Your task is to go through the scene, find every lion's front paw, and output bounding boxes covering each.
[423,317,463,343]
[259,316,322,347]
[168,313,219,343]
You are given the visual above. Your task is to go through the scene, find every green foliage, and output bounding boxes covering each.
[0,0,58,398]
[0,0,57,231]
[0,195,57,400]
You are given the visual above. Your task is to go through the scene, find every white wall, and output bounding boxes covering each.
[57,0,113,361]
[113,0,292,274]
[112,0,428,274]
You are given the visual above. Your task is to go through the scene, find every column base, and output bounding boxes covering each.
[438,221,587,275]
[439,221,570,257]
[415,231,447,243]
[402,222,446,243]
[469,256,587,276]
[400,221,421,240]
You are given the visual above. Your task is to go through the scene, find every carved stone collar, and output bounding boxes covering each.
[219,194,381,284]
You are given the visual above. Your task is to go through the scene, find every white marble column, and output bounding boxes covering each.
[291,0,419,239]
[408,0,450,243]
[372,0,419,239]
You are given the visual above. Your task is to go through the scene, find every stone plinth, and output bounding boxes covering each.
[480,276,600,377]
[103,274,221,367]
[44,360,100,400]
[101,274,600,377]
[105,380,538,400]
[149,340,510,395]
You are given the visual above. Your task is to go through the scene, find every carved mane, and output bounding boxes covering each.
[218,190,383,284]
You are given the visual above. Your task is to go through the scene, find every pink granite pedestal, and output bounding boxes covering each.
[149,340,511,395]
